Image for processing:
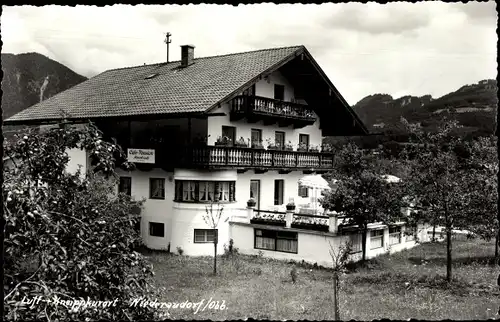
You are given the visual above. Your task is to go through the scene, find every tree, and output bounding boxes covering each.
[399,118,498,281]
[203,202,224,275]
[321,143,405,262]
[328,241,352,321]
[3,123,159,320]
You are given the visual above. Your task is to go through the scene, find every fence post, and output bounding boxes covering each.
[285,201,295,228]
[328,212,338,233]
[247,199,256,223]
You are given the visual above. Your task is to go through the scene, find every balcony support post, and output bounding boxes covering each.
[285,209,294,228]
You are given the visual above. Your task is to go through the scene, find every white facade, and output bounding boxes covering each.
[229,218,431,267]
[207,70,323,149]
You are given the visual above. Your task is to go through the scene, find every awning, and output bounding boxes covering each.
[298,174,331,190]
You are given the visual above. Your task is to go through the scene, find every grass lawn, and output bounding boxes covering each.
[142,236,499,320]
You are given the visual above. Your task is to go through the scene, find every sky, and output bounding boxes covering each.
[1,2,497,105]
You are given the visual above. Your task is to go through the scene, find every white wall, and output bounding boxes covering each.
[116,168,175,250]
[207,70,323,149]
[235,170,314,210]
[228,221,432,267]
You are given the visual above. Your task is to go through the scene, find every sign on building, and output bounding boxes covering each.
[127,149,155,164]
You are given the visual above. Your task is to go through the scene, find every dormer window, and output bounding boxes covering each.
[274,84,285,101]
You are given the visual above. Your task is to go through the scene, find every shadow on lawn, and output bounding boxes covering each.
[407,255,497,266]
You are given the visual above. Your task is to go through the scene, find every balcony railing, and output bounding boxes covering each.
[231,95,316,127]
[183,145,334,170]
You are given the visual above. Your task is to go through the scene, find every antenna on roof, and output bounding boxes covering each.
[164,32,172,63]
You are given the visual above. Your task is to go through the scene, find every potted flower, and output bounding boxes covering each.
[247,198,257,207]
[309,145,319,152]
[251,140,264,149]
[215,136,232,147]
[297,142,308,152]
[284,141,294,151]
[291,216,329,232]
[321,143,333,153]
[235,136,248,148]
[286,201,296,211]
[266,138,278,150]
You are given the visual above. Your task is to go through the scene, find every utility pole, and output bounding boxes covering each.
[164,32,172,63]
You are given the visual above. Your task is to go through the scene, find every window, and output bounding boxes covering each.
[194,229,217,243]
[389,226,401,245]
[149,178,165,199]
[118,177,131,196]
[254,229,298,253]
[405,226,416,242]
[348,233,362,253]
[250,180,261,209]
[299,134,310,150]
[243,84,256,96]
[149,222,164,237]
[251,129,262,148]
[199,181,215,202]
[298,184,308,198]
[370,229,384,249]
[274,179,284,205]
[175,181,236,203]
[275,131,285,150]
[222,126,236,145]
[274,84,285,101]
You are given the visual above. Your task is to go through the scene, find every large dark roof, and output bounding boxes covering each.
[5,46,304,123]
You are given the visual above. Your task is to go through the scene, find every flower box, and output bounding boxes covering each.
[250,219,286,227]
[291,223,329,232]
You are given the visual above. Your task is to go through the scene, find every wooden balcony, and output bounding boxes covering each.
[181,145,334,171]
[231,95,317,128]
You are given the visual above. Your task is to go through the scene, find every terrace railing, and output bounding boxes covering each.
[231,95,316,127]
[186,146,334,169]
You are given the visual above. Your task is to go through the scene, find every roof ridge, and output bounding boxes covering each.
[103,45,305,74]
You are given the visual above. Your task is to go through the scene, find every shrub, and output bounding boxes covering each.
[3,124,159,321]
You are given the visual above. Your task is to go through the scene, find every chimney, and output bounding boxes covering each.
[180,45,195,67]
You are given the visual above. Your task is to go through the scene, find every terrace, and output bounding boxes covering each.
[230,95,317,128]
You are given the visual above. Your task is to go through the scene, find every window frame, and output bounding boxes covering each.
[221,125,236,145]
[370,229,384,249]
[254,229,298,254]
[299,134,310,150]
[118,176,132,196]
[149,222,165,237]
[274,84,285,101]
[389,226,402,245]
[194,229,218,243]
[274,179,284,205]
[275,131,285,150]
[348,233,363,254]
[175,180,236,203]
[251,128,262,147]
[149,178,166,200]
[298,184,308,198]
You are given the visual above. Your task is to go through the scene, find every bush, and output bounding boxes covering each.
[3,124,159,320]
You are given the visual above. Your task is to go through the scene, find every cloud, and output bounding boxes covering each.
[453,1,497,25]
[1,3,496,105]
[319,3,432,35]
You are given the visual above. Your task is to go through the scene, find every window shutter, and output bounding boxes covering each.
[229,182,235,201]
[194,182,200,202]
[214,182,220,202]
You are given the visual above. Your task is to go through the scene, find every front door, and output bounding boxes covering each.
[250,180,261,210]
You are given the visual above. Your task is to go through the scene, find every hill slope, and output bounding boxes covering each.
[1,52,88,120]
[352,79,497,137]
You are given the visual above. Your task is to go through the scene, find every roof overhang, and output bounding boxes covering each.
[3,111,227,126]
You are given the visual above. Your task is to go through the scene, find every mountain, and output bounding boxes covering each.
[1,52,87,120]
[352,79,497,137]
